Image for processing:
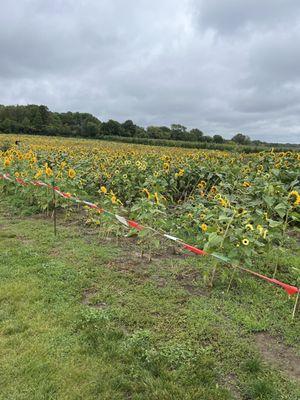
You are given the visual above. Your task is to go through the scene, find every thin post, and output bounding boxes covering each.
[226,265,237,293]
[292,289,299,320]
[272,252,279,278]
[52,179,57,236]
[209,259,218,287]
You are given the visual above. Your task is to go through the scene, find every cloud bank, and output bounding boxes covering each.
[1,0,300,142]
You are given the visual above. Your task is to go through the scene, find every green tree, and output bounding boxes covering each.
[101,120,124,136]
[213,134,225,144]
[39,105,50,125]
[232,133,251,145]
[134,126,147,138]
[171,124,187,140]
[21,117,31,133]
[32,108,43,132]
[0,118,14,133]
[202,135,212,142]
[146,126,165,139]
[190,128,204,141]
[122,120,136,137]
[85,121,99,137]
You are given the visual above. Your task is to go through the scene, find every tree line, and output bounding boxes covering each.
[0,104,298,148]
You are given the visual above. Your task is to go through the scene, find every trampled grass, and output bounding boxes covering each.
[0,199,299,400]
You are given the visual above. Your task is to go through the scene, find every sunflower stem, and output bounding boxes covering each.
[272,252,279,278]
[209,259,218,287]
[226,265,237,293]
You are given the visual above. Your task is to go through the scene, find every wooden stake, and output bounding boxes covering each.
[52,180,57,236]
[292,289,299,320]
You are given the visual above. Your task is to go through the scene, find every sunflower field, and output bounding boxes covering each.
[1,134,300,272]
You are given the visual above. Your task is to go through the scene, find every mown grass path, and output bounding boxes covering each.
[0,204,299,399]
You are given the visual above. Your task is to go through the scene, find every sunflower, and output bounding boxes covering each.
[35,169,43,179]
[256,225,264,235]
[100,186,107,194]
[45,166,53,177]
[242,181,251,187]
[4,157,11,167]
[288,190,300,207]
[201,223,208,232]
[163,162,170,172]
[236,208,245,216]
[242,238,249,246]
[68,168,76,179]
[219,198,228,207]
[142,188,150,199]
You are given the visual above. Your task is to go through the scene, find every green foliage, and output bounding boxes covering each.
[0,203,299,399]
[244,379,278,400]
[232,133,251,145]
[99,135,298,152]
[0,140,13,152]
[243,357,263,374]
[1,104,299,150]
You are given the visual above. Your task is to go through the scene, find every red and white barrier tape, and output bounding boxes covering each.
[0,171,299,297]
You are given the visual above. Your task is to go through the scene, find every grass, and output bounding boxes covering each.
[0,198,299,399]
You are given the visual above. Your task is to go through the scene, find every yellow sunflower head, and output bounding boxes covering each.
[242,181,251,188]
[142,188,150,199]
[68,168,76,179]
[4,157,11,167]
[201,223,208,232]
[288,190,300,206]
[45,166,53,177]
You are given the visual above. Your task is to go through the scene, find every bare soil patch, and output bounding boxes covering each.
[254,332,300,382]
[82,288,108,309]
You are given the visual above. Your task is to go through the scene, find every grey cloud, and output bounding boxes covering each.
[0,0,300,143]
[196,0,300,35]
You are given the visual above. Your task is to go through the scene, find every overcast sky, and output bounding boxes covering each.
[1,0,300,143]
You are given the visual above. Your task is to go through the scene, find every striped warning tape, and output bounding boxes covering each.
[0,171,299,297]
